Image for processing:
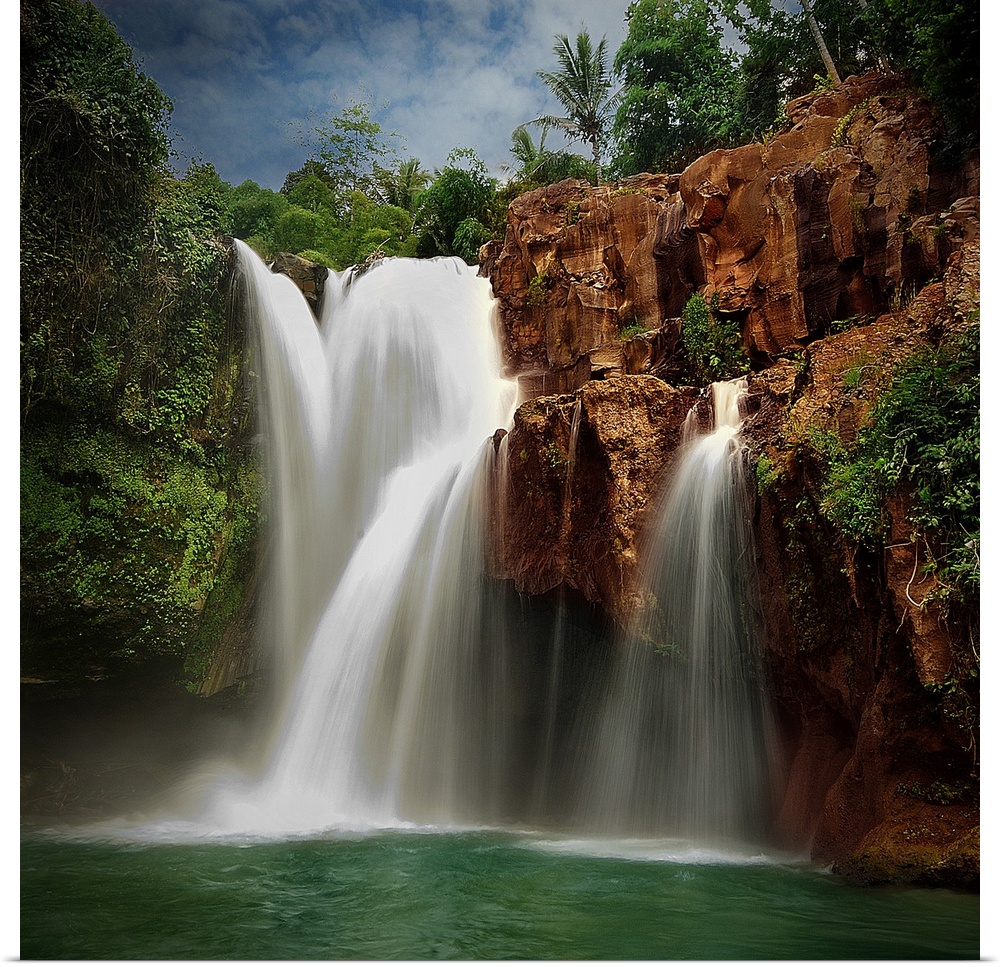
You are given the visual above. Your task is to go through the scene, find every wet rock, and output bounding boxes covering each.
[488,375,698,619]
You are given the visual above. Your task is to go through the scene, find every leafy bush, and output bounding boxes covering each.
[680,293,749,384]
[452,217,493,264]
[818,324,979,602]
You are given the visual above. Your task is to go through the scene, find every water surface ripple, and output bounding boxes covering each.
[21,829,978,960]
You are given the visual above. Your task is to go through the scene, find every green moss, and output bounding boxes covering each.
[754,455,781,494]
[831,97,873,148]
[817,325,979,602]
[526,270,549,307]
[544,442,566,470]
[619,319,648,340]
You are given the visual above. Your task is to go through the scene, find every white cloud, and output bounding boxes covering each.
[93,0,634,188]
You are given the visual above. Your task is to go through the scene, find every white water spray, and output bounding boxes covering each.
[204,244,517,833]
[578,380,776,843]
[195,248,774,845]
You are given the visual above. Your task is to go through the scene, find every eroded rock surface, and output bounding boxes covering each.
[489,376,698,617]
[486,109,979,887]
[484,73,978,401]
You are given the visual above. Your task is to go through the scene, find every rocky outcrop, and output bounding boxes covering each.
[489,376,698,617]
[485,75,979,888]
[483,73,978,401]
[270,251,327,314]
[741,244,979,887]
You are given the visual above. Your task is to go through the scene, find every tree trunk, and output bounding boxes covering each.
[853,0,893,72]
[801,0,842,86]
[591,135,603,186]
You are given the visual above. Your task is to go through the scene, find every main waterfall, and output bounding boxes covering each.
[200,244,774,844]
[205,243,518,833]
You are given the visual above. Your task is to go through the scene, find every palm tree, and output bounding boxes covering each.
[372,157,430,212]
[801,0,842,85]
[531,31,620,184]
[506,124,553,182]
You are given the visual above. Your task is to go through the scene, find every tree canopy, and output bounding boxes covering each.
[612,0,744,176]
[532,31,620,184]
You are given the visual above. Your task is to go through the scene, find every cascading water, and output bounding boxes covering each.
[204,243,518,833]
[577,380,777,844]
[199,244,773,845]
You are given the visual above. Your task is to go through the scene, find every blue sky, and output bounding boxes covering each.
[91,0,634,190]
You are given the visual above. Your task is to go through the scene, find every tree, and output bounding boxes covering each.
[222,180,289,256]
[865,0,978,151]
[505,125,597,186]
[281,159,337,196]
[710,0,882,143]
[292,93,402,210]
[801,0,841,85]
[612,0,744,175]
[414,149,498,261]
[532,31,620,184]
[21,0,172,417]
[372,157,431,213]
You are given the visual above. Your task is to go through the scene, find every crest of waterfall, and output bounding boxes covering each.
[577,380,777,844]
[208,243,518,833]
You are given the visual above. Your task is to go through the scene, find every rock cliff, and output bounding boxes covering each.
[483,73,977,399]
[485,72,979,888]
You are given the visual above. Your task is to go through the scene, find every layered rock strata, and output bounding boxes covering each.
[483,72,977,401]
[485,73,979,888]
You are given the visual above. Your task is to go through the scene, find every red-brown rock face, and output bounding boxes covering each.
[486,92,979,886]
[738,245,979,888]
[488,375,699,619]
[484,73,978,400]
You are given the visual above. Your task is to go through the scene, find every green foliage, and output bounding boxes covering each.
[865,0,978,151]
[22,427,259,677]
[829,314,873,335]
[544,442,566,470]
[680,293,749,384]
[532,31,620,183]
[271,205,328,255]
[224,180,289,255]
[754,455,781,494]
[292,92,402,208]
[20,1,260,683]
[526,271,549,307]
[452,218,494,264]
[20,0,172,418]
[371,157,431,213]
[612,0,745,176]
[817,325,979,602]
[414,149,499,261]
[505,125,598,188]
[831,98,873,147]
[619,319,648,340]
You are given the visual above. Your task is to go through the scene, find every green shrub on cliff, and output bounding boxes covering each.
[819,323,979,603]
[680,293,749,385]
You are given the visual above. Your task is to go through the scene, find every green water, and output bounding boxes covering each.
[21,828,978,960]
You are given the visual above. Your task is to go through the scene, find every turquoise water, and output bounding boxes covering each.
[21,828,978,960]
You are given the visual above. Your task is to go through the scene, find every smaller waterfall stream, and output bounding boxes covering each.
[579,380,776,843]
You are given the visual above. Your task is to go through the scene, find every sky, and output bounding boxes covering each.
[91,0,634,191]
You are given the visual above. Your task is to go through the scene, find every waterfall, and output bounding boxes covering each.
[200,245,773,844]
[577,380,776,844]
[206,243,518,833]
